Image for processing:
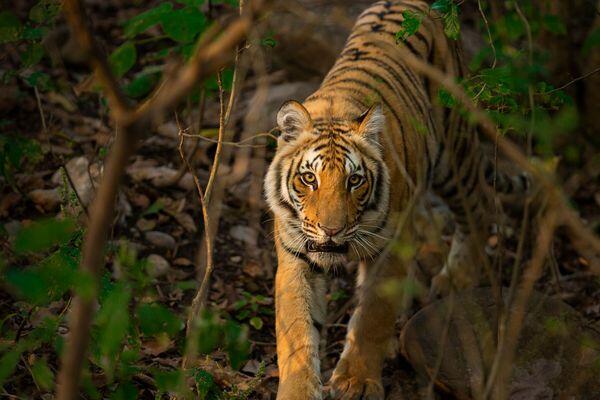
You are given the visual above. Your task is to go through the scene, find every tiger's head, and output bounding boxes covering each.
[265,100,391,268]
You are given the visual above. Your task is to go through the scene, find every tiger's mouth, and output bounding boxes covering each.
[306,240,349,253]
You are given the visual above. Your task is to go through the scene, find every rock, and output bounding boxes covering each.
[4,220,21,237]
[0,192,21,216]
[229,225,258,247]
[177,172,195,191]
[174,212,197,233]
[230,255,243,264]
[146,254,171,278]
[51,156,97,205]
[126,158,179,187]
[173,257,192,267]
[136,218,156,232]
[243,260,263,278]
[400,288,600,399]
[28,189,61,211]
[144,231,176,249]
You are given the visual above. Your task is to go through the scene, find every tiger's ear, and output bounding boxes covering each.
[356,103,384,147]
[277,100,313,144]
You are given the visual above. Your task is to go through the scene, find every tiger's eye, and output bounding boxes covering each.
[348,174,363,187]
[301,172,317,186]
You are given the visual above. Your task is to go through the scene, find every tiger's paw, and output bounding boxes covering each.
[329,357,384,400]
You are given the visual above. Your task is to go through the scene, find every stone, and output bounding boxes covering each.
[144,231,176,249]
[400,288,600,399]
[146,254,170,278]
[229,225,258,247]
[28,189,61,211]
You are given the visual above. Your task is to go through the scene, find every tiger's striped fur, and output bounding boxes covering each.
[264,1,528,398]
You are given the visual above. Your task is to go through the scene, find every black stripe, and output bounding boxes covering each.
[281,243,323,273]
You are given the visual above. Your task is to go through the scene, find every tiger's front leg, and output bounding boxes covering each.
[275,231,327,400]
[330,258,405,400]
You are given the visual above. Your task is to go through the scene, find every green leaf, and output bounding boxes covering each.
[13,218,76,254]
[6,245,80,305]
[23,71,52,90]
[22,25,48,40]
[123,2,174,38]
[20,42,45,68]
[224,321,249,369]
[0,11,22,44]
[108,41,137,78]
[196,311,221,354]
[123,67,162,98]
[395,10,422,42]
[136,303,182,337]
[249,316,263,330]
[31,359,54,391]
[430,0,452,14]
[543,14,566,36]
[95,283,131,378]
[29,1,62,23]
[442,3,460,40]
[193,369,218,398]
[437,88,457,107]
[142,199,164,216]
[0,347,24,386]
[110,381,138,400]
[153,369,183,393]
[582,27,600,56]
[161,6,207,43]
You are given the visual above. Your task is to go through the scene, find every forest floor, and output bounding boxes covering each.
[1,1,599,399]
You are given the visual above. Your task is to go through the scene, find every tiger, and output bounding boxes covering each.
[264,0,528,399]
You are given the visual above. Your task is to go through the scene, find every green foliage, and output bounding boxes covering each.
[12,218,76,254]
[109,41,138,78]
[0,11,23,44]
[0,134,43,185]
[195,311,250,370]
[137,303,182,337]
[0,1,61,90]
[395,10,422,42]
[232,291,273,331]
[431,0,460,40]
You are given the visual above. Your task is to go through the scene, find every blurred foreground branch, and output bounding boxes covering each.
[56,1,266,399]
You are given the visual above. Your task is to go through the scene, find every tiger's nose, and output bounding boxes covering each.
[318,223,345,237]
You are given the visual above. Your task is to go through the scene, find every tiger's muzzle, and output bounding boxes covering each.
[306,240,349,254]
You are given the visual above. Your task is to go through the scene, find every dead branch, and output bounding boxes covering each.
[55,1,266,399]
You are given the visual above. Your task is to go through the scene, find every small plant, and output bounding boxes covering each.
[232,291,273,330]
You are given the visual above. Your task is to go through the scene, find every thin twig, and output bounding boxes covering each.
[514,1,535,156]
[34,86,48,134]
[204,70,227,205]
[542,65,600,94]
[181,131,276,147]
[176,115,215,370]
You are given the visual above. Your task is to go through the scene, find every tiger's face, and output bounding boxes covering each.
[265,101,391,268]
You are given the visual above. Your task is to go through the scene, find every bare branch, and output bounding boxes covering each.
[62,0,131,120]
